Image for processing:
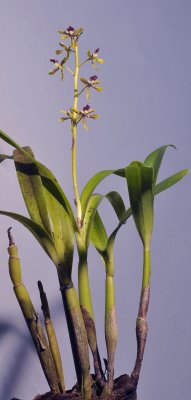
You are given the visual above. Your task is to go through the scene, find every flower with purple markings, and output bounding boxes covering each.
[70,104,99,130]
[87,48,104,66]
[59,26,84,42]
[49,58,64,79]
[80,75,103,99]
[66,26,75,36]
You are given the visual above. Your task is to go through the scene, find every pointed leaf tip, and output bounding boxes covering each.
[125,162,154,246]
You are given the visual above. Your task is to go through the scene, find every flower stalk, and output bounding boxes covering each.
[71,41,82,228]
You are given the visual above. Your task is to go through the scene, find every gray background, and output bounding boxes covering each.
[0,1,190,399]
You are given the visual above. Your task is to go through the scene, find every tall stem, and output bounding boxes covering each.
[77,234,105,387]
[72,42,82,227]
[64,286,92,399]
[131,246,151,387]
[104,247,118,395]
[142,246,150,291]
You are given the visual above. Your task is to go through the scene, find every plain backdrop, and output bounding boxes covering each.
[0,1,190,399]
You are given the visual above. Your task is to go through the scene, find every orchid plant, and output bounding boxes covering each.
[0,26,189,400]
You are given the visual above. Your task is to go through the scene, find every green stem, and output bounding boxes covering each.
[77,234,105,387]
[58,275,82,387]
[142,247,150,291]
[104,249,118,395]
[58,252,91,398]
[78,251,94,321]
[64,285,92,399]
[131,246,151,388]
[71,41,82,227]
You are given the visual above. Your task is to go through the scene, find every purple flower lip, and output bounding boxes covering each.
[82,104,91,114]
[89,75,98,83]
[50,58,58,64]
[92,48,100,57]
[66,26,75,34]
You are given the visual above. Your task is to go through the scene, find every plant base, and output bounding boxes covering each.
[10,374,137,400]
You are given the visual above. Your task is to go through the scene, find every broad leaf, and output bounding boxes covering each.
[109,168,189,241]
[80,170,113,218]
[91,168,189,259]
[144,144,176,184]
[90,211,108,254]
[0,210,60,265]
[13,148,54,234]
[0,129,76,229]
[105,191,126,221]
[154,168,189,195]
[89,190,126,258]
[125,162,154,247]
[113,145,176,183]
[13,148,74,268]
[83,194,103,247]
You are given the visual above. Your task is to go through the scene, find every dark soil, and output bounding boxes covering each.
[10,374,137,400]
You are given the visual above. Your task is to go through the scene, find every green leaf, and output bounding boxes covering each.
[154,169,189,195]
[125,162,154,247]
[13,148,52,232]
[0,154,13,163]
[114,145,177,181]
[90,211,108,255]
[89,191,126,255]
[0,129,76,230]
[107,168,189,244]
[80,170,113,218]
[0,210,60,265]
[82,194,103,247]
[144,144,176,184]
[105,191,126,221]
[91,168,189,259]
[13,147,74,267]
